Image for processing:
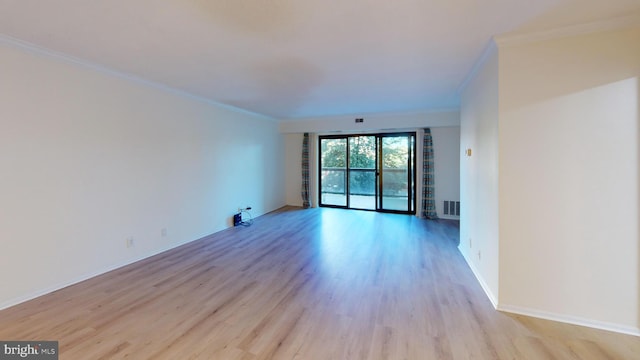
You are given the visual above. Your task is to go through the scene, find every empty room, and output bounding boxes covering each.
[1,0,639,359]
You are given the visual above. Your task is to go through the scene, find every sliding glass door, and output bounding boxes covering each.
[379,134,415,212]
[320,138,347,207]
[349,136,376,210]
[319,132,415,214]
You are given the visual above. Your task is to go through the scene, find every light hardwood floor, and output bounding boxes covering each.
[0,207,638,359]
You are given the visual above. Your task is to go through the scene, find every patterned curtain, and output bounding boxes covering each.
[421,129,437,219]
[301,133,311,208]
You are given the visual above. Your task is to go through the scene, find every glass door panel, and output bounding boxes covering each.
[348,136,376,210]
[320,138,347,206]
[380,135,411,212]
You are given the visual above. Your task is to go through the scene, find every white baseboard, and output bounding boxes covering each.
[0,240,193,311]
[458,246,498,308]
[498,304,640,337]
[438,215,460,221]
[457,246,640,337]
[1,263,132,311]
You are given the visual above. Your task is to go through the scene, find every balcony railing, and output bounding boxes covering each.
[321,167,408,197]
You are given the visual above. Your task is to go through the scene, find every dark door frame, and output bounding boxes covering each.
[318,132,416,215]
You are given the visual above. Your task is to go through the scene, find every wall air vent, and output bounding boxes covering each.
[443,201,460,216]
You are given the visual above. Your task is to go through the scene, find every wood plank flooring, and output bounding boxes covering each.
[0,206,638,359]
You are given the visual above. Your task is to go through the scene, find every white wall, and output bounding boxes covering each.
[280,119,460,219]
[498,27,640,334]
[0,40,285,309]
[431,127,461,219]
[279,110,459,133]
[459,44,500,305]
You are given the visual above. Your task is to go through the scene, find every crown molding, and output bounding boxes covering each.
[0,33,276,121]
[494,12,640,47]
[456,13,640,95]
[456,38,498,95]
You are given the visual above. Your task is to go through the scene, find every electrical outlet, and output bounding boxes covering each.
[126,237,134,248]
[478,250,481,260]
[161,228,167,237]
[469,238,472,248]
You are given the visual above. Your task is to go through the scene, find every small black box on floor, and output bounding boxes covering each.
[233,213,241,226]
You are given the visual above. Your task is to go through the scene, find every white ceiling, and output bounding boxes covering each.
[1,0,639,120]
